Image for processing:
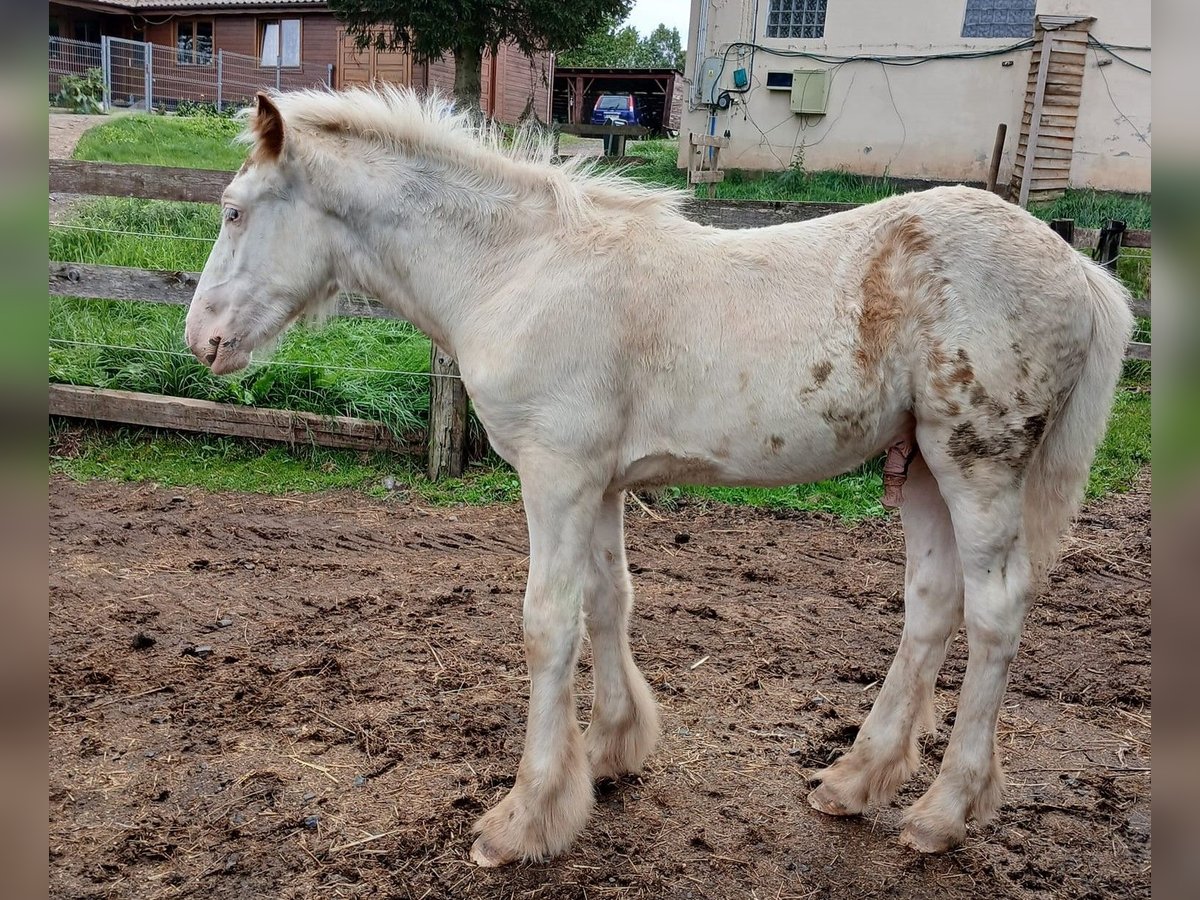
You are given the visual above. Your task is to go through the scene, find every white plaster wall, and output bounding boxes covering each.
[679,0,1149,192]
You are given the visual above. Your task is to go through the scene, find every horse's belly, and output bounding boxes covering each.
[616,410,906,490]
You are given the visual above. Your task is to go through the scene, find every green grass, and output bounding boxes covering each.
[50,298,433,437]
[48,119,1150,517]
[50,425,521,504]
[73,114,246,170]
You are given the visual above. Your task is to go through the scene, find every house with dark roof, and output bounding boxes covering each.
[49,1,552,122]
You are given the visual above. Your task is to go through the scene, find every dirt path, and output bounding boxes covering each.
[50,113,108,159]
[49,474,1150,899]
[50,112,109,225]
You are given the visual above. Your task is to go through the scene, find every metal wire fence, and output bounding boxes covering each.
[51,36,333,112]
[49,36,101,100]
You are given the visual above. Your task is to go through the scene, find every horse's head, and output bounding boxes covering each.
[186,93,339,374]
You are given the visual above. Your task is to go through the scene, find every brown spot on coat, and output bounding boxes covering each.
[823,409,870,447]
[811,361,833,386]
[768,435,785,453]
[856,215,938,372]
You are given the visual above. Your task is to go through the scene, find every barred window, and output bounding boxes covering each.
[176,20,213,66]
[961,0,1037,38]
[766,0,828,40]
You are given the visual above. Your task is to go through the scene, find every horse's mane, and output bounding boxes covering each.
[250,86,685,226]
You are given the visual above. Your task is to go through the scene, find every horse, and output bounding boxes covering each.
[185,88,1133,866]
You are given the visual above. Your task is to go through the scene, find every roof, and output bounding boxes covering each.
[60,0,328,9]
[553,67,682,77]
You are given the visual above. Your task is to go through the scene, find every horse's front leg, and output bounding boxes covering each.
[470,464,603,867]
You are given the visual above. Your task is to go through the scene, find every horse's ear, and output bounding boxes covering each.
[254,91,285,161]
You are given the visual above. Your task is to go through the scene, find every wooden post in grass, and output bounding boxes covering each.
[986,123,1007,194]
[1049,218,1074,245]
[427,345,467,480]
[1094,219,1126,271]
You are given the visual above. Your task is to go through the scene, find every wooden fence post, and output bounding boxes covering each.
[986,122,1007,194]
[1049,218,1074,244]
[1094,219,1126,270]
[426,345,467,480]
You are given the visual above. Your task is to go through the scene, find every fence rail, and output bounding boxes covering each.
[48,159,1151,472]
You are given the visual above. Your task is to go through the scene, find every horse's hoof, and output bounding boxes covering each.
[898,820,960,854]
[807,782,860,817]
[469,836,513,868]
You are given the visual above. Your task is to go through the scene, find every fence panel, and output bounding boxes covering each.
[63,38,335,113]
[49,37,101,101]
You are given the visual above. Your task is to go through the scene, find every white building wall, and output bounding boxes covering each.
[679,0,1150,192]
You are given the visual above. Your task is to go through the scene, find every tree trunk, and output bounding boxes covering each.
[452,41,484,109]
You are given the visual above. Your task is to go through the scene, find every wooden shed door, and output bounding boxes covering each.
[336,30,412,89]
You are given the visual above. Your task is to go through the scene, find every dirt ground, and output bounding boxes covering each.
[49,472,1151,899]
[50,112,109,224]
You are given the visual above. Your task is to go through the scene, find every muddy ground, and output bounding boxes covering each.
[49,472,1151,899]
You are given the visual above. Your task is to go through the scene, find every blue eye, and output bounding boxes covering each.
[223,207,241,223]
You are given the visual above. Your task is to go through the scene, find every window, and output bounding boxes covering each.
[177,20,213,66]
[260,19,301,68]
[73,20,101,44]
[766,0,827,40]
[961,0,1036,38]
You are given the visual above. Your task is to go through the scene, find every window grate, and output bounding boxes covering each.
[961,0,1037,38]
[766,0,828,40]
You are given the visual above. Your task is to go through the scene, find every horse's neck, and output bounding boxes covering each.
[337,197,521,356]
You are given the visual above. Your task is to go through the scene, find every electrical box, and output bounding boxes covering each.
[789,69,829,115]
[697,56,724,105]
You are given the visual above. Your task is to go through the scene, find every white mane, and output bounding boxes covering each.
[248,86,685,226]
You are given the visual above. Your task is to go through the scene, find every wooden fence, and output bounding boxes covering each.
[49,160,1152,474]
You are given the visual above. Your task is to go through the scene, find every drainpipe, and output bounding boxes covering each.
[694,1,712,104]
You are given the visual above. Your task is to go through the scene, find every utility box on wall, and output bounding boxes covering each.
[790,69,829,115]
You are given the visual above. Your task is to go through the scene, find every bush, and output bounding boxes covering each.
[175,99,238,119]
[55,68,105,114]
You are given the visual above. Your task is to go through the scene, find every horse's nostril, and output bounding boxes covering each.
[204,335,221,365]
[208,336,222,347]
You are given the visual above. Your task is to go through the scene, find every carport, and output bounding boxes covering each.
[551,67,681,135]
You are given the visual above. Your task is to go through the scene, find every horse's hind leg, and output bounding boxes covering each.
[899,432,1032,853]
[808,453,963,816]
[583,491,660,780]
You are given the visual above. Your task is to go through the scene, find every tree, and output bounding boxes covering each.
[328,0,633,108]
[558,19,684,70]
[644,23,684,71]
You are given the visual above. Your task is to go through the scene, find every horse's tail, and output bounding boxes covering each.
[1023,259,1135,583]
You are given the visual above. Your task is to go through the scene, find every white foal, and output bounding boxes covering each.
[185,88,1134,864]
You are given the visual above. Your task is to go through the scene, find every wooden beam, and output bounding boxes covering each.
[50,384,421,453]
[1126,341,1151,360]
[557,123,651,138]
[678,198,859,228]
[48,262,406,320]
[50,159,232,203]
[690,134,730,148]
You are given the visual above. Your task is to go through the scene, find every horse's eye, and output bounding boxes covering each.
[223,207,241,223]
